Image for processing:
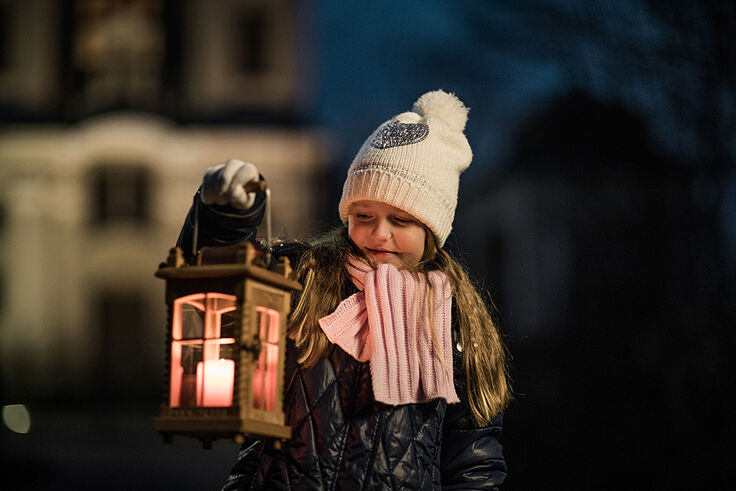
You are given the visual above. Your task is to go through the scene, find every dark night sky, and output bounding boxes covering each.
[313,0,734,172]
[310,2,736,487]
[310,0,736,266]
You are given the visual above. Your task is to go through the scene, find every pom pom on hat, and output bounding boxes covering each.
[412,90,469,132]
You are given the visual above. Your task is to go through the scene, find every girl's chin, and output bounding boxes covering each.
[367,251,400,264]
[368,253,414,269]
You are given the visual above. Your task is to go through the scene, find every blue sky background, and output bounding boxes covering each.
[308,0,736,269]
[311,0,733,172]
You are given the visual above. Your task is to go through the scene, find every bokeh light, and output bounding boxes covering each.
[2,404,32,434]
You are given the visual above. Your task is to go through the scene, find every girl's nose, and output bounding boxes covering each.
[372,219,392,240]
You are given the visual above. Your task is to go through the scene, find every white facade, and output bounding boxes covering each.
[0,114,331,400]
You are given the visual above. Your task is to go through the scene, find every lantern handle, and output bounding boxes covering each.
[192,180,272,266]
[244,181,272,266]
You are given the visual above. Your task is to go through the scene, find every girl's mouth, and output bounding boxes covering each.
[367,248,396,256]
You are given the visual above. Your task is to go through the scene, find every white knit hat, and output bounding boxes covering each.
[339,89,472,246]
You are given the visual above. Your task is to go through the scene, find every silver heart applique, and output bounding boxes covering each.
[370,120,429,149]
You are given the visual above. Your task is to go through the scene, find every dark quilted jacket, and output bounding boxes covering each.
[177,190,507,490]
[222,329,506,490]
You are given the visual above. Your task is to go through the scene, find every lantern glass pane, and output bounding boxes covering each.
[174,294,206,340]
[253,306,280,412]
[221,310,237,339]
[180,303,204,339]
[170,292,238,408]
[170,342,202,407]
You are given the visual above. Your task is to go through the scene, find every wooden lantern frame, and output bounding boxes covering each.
[153,241,300,447]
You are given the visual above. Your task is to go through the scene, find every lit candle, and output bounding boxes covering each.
[196,359,235,407]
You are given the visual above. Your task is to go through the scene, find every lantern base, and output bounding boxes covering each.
[153,413,291,445]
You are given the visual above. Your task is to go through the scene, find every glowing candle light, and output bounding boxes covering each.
[196,359,235,407]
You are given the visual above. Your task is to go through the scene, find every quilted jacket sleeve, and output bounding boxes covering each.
[221,440,263,490]
[441,328,507,489]
[176,185,266,263]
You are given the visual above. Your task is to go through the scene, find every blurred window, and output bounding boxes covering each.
[93,290,153,398]
[90,163,151,226]
[0,4,9,72]
[71,0,164,108]
[0,267,4,314]
[0,202,4,312]
[237,6,268,75]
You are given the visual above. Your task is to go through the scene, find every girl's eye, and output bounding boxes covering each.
[355,213,372,221]
[393,216,413,225]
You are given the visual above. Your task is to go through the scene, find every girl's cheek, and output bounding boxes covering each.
[348,226,363,245]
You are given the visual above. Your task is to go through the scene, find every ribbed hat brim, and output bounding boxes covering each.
[339,166,455,245]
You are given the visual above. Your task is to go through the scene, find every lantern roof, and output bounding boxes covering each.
[155,242,301,292]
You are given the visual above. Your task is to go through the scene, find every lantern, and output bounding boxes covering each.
[153,183,300,448]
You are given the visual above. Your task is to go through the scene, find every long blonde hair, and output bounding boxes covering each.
[288,226,511,425]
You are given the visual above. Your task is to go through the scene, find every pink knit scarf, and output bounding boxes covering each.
[318,257,459,405]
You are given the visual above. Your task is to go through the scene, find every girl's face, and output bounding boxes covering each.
[347,200,427,269]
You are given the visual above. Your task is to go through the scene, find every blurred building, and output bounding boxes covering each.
[456,90,730,487]
[0,0,333,402]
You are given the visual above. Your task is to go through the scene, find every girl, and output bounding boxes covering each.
[178,90,511,489]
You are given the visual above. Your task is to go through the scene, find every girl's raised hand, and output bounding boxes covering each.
[201,159,260,210]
